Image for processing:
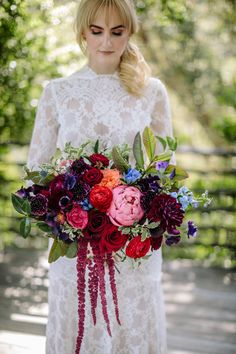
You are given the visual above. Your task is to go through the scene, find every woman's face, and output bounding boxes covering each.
[83,8,130,72]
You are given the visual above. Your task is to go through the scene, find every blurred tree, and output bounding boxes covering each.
[0,0,61,144]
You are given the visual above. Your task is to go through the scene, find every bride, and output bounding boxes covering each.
[27,0,174,353]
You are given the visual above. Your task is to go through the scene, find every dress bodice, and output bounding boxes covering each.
[27,63,173,169]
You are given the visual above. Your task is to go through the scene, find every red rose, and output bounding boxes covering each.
[89,185,113,212]
[87,210,110,233]
[82,167,103,186]
[89,153,109,168]
[99,224,128,254]
[125,235,151,259]
[66,205,88,229]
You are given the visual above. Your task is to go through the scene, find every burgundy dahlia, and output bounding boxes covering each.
[147,194,184,234]
[72,180,91,201]
[30,194,48,216]
[71,157,91,174]
[140,191,156,211]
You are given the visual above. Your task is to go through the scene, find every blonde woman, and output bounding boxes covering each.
[27,0,174,353]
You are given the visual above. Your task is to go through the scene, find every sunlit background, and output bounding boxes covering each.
[0,0,235,353]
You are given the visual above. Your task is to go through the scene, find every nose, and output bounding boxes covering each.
[102,33,113,48]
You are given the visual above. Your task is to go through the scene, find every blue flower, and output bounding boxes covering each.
[170,192,178,199]
[80,198,93,211]
[179,195,189,210]
[187,221,198,238]
[123,168,142,184]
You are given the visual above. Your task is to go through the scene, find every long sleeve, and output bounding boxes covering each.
[150,79,176,164]
[26,81,60,170]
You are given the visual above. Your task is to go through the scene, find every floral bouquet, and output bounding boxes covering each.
[11,126,211,354]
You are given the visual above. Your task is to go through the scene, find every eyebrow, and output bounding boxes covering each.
[90,24,125,30]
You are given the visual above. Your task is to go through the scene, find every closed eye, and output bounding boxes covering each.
[91,31,122,36]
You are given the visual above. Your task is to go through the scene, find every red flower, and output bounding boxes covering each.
[87,210,110,233]
[89,185,113,212]
[126,235,151,259]
[99,224,128,254]
[66,205,88,229]
[89,153,109,168]
[147,194,184,234]
[82,167,103,186]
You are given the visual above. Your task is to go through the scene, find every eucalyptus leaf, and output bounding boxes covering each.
[133,132,144,169]
[112,146,129,173]
[166,136,178,151]
[143,127,156,161]
[20,217,31,238]
[66,241,78,258]
[48,239,62,263]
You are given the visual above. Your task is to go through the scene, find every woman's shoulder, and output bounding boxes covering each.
[145,76,168,101]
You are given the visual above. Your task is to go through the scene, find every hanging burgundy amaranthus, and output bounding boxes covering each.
[75,238,121,354]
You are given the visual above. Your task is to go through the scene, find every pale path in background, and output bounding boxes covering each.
[0,250,235,354]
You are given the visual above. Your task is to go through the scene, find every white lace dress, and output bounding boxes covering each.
[27,63,174,354]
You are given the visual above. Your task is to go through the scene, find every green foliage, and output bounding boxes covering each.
[0,0,60,144]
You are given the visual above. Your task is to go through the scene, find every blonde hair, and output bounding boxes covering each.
[73,0,151,97]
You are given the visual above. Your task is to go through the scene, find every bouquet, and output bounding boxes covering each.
[11,126,211,354]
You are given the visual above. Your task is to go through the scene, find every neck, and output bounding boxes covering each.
[87,61,119,75]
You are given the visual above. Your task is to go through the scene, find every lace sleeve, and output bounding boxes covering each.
[26,81,59,170]
[150,79,176,164]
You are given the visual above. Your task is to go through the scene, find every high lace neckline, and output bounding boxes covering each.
[77,63,119,80]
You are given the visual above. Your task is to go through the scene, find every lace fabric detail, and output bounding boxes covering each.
[27,63,174,354]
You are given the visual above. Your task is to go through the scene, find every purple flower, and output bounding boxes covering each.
[156,161,169,171]
[30,194,48,216]
[165,236,181,246]
[137,175,161,193]
[169,168,176,179]
[16,186,28,198]
[64,174,77,190]
[187,221,198,238]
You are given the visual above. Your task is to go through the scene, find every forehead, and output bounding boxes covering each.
[93,6,124,28]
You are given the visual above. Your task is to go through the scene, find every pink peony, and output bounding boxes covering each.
[107,185,144,226]
[66,205,88,229]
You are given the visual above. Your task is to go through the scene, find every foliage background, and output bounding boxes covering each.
[0,0,236,267]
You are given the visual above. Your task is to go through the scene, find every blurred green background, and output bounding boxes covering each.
[1,0,236,267]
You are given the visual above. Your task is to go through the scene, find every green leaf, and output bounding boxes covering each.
[152,151,173,162]
[94,139,99,153]
[22,199,31,214]
[133,132,145,169]
[11,193,26,215]
[156,136,167,150]
[112,146,129,173]
[36,222,52,233]
[48,239,62,263]
[120,228,131,235]
[141,228,150,241]
[20,217,31,238]
[166,165,189,180]
[147,222,160,229]
[66,241,78,258]
[143,126,156,161]
[166,136,178,151]
[59,241,69,257]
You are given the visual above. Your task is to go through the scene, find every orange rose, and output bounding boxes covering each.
[99,169,121,189]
